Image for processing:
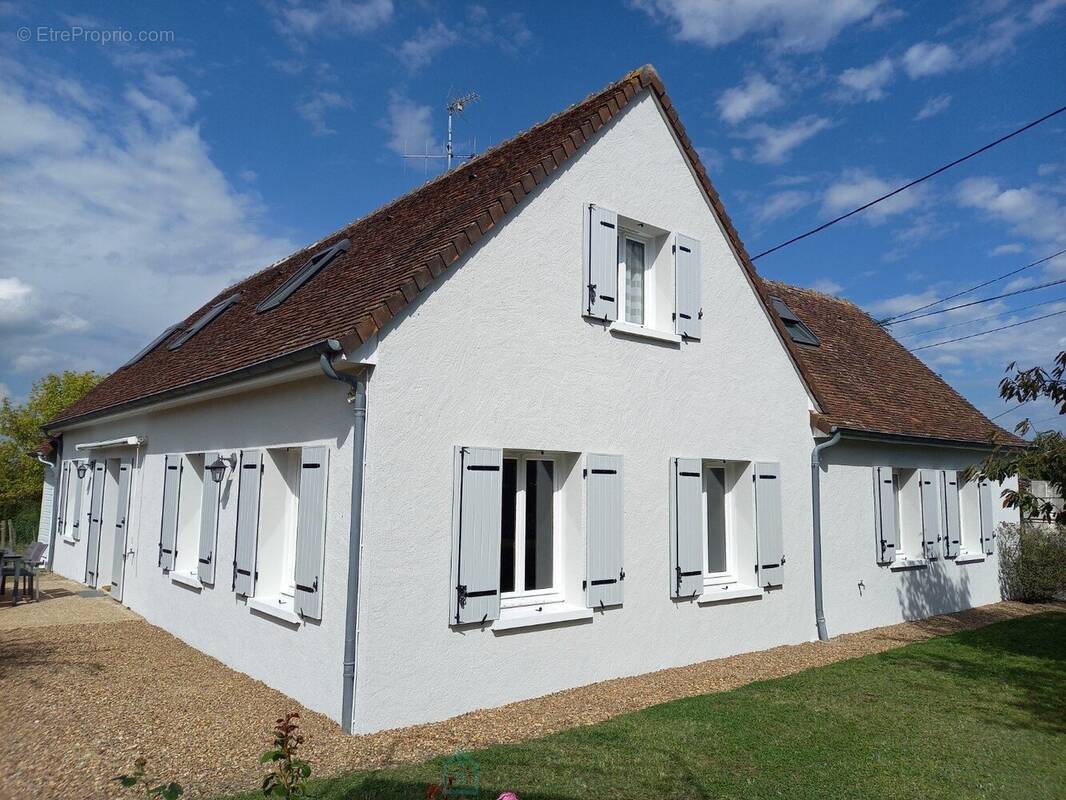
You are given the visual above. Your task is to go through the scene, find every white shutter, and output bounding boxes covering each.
[979,479,996,555]
[670,458,703,598]
[919,469,941,560]
[111,461,132,597]
[583,204,618,321]
[233,449,263,596]
[85,461,107,585]
[584,453,624,609]
[197,452,223,584]
[755,462,784,587]
[941,470,961,559]
[674,234,702,339]
[449,446,503,625]
[37,467,57,556]
[159,455,181,570]
[293,446,329,620]
[55,462,70,540]
[71,462,85,541]
[872,466,897,564]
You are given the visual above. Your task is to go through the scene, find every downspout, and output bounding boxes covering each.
[811,430,842,642]
[319,340,368,735]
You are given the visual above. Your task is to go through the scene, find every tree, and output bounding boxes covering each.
[976,351,1066,524]
[0,371,101,527]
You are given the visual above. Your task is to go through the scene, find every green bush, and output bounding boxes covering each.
[998,522,1066,602]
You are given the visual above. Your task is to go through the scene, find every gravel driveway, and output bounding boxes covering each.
[1,573,1060,800]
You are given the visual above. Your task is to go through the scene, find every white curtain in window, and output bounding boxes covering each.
[624,238,645,325]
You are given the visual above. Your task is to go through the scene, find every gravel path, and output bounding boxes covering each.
[1,579,1060,800]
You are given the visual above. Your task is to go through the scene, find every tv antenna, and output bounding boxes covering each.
[404,91,480,173]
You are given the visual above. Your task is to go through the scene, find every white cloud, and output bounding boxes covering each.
[0,59,293,387]
[0,276,32,314]
[716,74,783,124]
[990,243,1024,256]
[957,177,1066,248]
[395,20,459,72]
[382,91,436,156]
[741,116,831,164]
[836,57,894,101]
[755,190,811,224]
[915,93,952,120]
[632,0,883,52]
[902,41,956,78]
[822,168,925,221]
[271,0,393,40]
[811,278,844,295]
[297,90,351,136]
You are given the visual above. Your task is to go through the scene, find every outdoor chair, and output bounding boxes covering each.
[1,541,46,603]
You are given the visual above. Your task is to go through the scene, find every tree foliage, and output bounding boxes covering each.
[976,351,1066,524]
[0,370,101,523]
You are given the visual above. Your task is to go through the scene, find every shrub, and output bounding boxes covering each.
[261,712,311,797]
[114,757,183,799]
[998,522,1066,602]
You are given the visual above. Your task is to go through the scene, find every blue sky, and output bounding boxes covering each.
[1,1,1064,432]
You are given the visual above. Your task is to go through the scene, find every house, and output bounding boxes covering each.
[36,66,1020,734]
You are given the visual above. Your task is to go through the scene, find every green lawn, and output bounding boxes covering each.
[231,612,1066,800]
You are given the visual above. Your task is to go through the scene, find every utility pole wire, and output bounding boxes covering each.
[750,105,1066,261]
[883,276,1066,326]
[882,248,1066,324]
[908,308,1066,352]
[898,294,1066,338]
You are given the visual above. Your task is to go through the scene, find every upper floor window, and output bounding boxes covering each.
[583,204,702,341]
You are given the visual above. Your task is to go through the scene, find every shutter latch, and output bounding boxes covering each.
[587,283,597,313]
[619,568,625,581]
[456,583,468,609]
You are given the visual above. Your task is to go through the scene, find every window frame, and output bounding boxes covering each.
[893,467,925,560]
[702,460,738,587]
[500,451,564,609]
[617,229,653,328]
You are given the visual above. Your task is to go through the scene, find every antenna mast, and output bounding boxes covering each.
[403,91,479,173]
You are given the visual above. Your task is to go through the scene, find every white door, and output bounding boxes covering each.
[110,461,133,601]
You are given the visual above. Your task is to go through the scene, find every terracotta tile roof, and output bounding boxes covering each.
[764,280,1024,446]
[52,64,817,428]
[51,64,1009,448]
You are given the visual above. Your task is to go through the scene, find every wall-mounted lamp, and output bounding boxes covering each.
[76,461,91,479]
[207,454,235,484]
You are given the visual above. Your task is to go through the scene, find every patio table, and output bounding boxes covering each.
[1,550,22,605]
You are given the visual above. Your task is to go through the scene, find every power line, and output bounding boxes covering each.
[988,405,1029,421]
[882,248,1066,324]
[884,276,1066,326]
[750,105,1066,261]
[898,294,1066,339]
[909,308,1066,352]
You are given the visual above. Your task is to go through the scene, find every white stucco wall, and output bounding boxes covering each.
[50,376,354,721]
[351,93,819,733]
[819,440,1015,638]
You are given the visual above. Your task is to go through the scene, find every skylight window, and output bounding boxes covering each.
[770,296,820,346]
[122,324,182,367]
[167,293,242,351]
[257,238,350,313]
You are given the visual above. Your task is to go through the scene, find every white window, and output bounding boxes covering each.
[619,232,650,325]
[171,454,205,577]
[615,219,670,333]
[500,452,562,606]
[257,447,301,601]
[703,463,734,582]
[958,476,983,554]
[894,468,924,559]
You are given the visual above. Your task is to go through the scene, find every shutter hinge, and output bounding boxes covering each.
[698,308,703,319]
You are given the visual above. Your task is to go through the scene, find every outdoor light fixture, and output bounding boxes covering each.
[207,454,235,484]
[76,462,90,479]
